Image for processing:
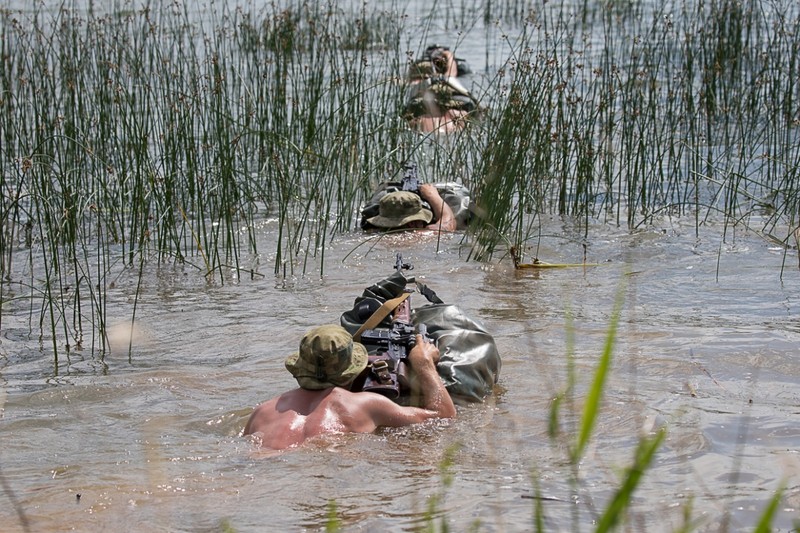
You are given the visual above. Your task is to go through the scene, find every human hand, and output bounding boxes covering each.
[417,183,456,232]
[418,183,439,202]
[409,334,440,367]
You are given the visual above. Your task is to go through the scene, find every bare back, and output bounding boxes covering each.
[409,109,469,134]
[243,335,456,451]
[243,387,445,450]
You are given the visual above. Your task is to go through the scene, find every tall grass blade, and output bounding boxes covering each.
[752,485,785,533]
[594,427,667,533]
[325,500,342,532]
[572,289,622,462]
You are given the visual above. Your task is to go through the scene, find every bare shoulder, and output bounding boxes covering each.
[243,397,278,435]
[324,389,407,420]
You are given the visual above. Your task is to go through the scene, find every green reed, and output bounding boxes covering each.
[467,0,800,259]
[537,284,788,532]
[2,0,800,353]
[366,285,785,531]
[0,2,795,530]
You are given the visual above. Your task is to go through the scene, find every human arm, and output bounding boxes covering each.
[362,334,456,428]
[431,49,458,78]
[407,334,457,417]
[419,183,456,232]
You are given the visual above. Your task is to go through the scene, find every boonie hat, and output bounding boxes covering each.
[285,325,368,390]
[366,191,433,229]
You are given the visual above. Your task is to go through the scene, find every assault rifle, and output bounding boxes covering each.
[358,254,431,399]
[400,162,420,192]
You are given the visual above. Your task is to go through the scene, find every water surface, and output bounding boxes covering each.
[2,0,800,531]
[2,218,799,532]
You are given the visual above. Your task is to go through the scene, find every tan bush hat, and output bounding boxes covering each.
[285,325,368,390]
[366,191,433,229]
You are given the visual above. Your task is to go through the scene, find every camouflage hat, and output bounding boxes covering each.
[366,191,433,229]
[285,325,368,390]
[407,59,436,81]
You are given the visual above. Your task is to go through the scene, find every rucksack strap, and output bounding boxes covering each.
[416,281,444,305]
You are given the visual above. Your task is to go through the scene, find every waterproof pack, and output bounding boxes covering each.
[340,270,501,404]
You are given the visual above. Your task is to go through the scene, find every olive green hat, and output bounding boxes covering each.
[366,191,433,229]
[285,325,369,390]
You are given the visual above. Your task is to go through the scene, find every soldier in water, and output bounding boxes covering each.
[243,325,456,450]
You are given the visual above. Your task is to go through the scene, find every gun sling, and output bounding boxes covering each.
[352,292,410,342]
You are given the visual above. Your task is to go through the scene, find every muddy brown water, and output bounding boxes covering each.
[3,1,800,530]
[2,216,799,532]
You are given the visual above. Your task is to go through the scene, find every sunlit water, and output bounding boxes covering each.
[2,216,799,532]
[3,0,800,531]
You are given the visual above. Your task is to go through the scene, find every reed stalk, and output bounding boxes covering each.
[1,0,799,361]
[0,2,796,527]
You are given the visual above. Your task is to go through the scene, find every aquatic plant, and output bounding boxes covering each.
[542,285,781,531]
[1,0,799,358]
[467,0,800,261]
[0,3,796,530]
